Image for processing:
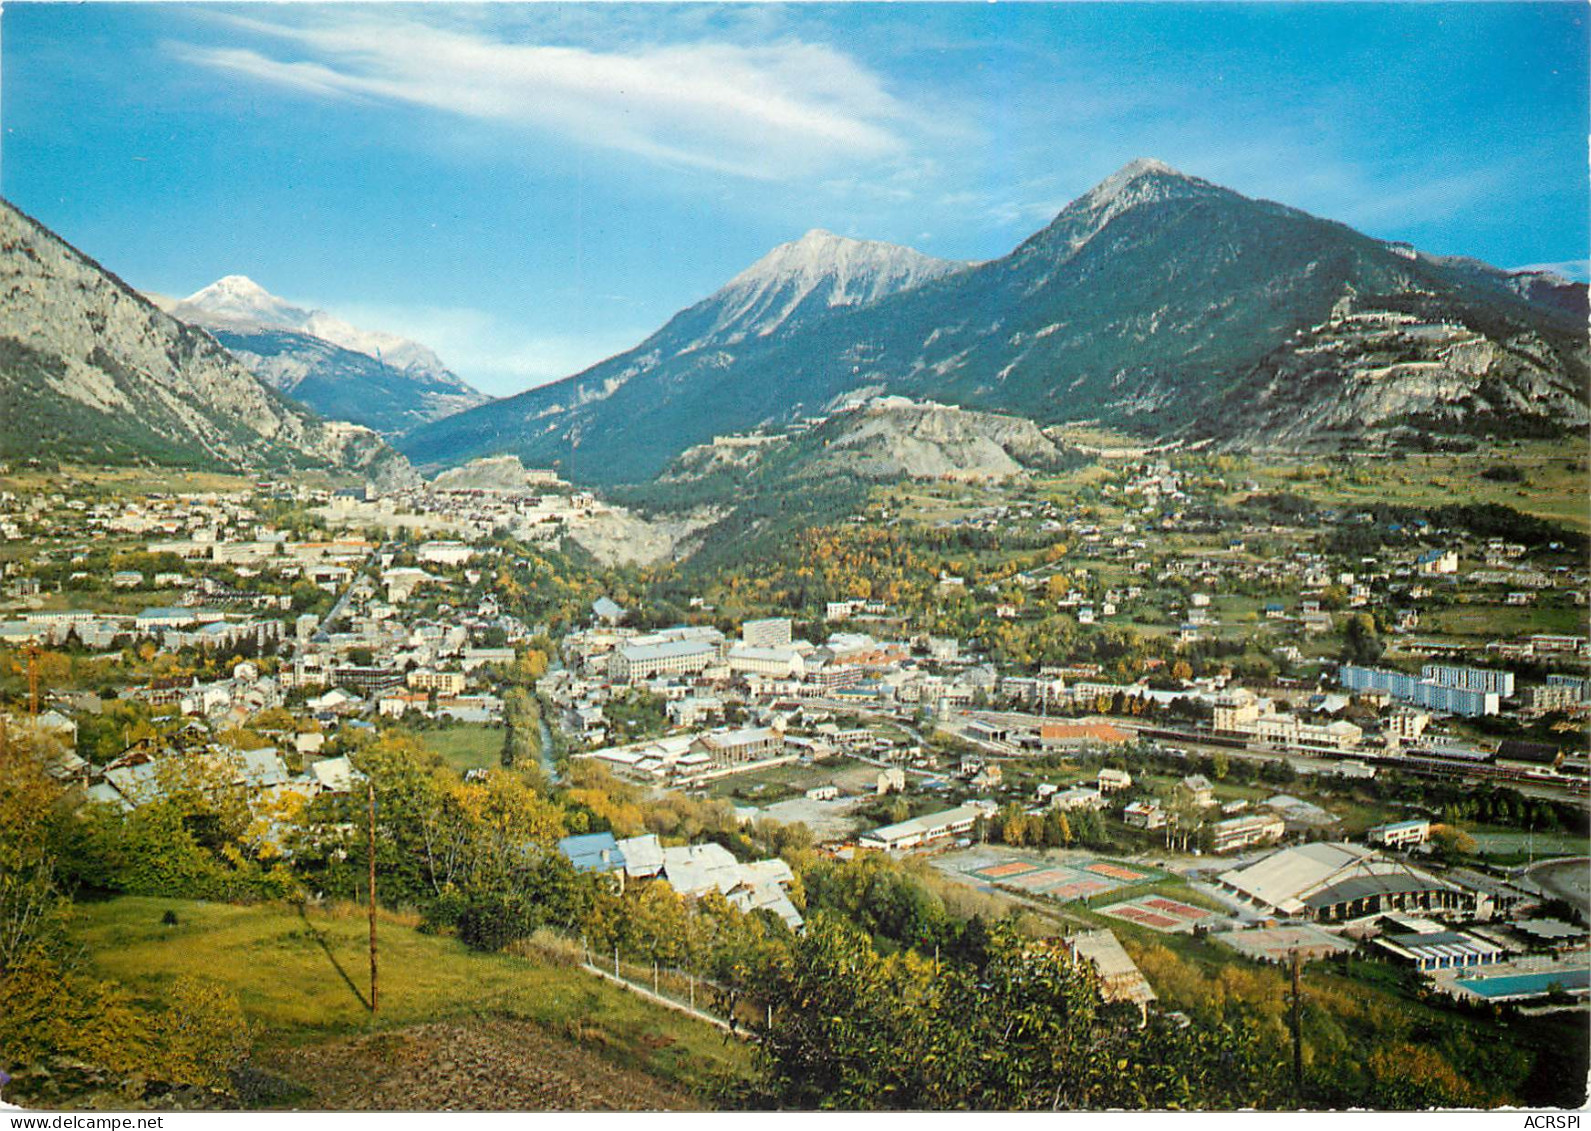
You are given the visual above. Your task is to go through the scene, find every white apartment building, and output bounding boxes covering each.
[741,617,793,648]
[608,639,718,684]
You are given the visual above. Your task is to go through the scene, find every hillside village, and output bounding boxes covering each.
[2,438,1587,1071]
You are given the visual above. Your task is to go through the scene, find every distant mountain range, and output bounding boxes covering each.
[148,276,490,435]
[399,159,1588,483]
[0,199,414,485]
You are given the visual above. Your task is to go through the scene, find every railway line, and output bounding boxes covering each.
[956,709,1589,802]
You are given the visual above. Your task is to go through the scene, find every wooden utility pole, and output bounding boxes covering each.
[25,645,40,718]
[368,780,379,1013]
[1289,949,1304,1101]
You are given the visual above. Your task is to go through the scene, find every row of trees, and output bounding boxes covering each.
[499,686,543,772]
[981,802,1111,852]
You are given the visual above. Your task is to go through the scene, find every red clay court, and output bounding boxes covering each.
[975,861,1040,879]
[1086,862,1150,882]
[1141,896,1211,920]
[1106,905,1181,930]
[1098,894,1215,932]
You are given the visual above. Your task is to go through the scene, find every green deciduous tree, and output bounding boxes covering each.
[745,915,1284,1110]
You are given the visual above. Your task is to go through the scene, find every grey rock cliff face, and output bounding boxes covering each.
[0,199,414,482]
[813,400,1067,480]
[663,398,1073,485]
[430,455,545,493]
[1230,296,1590,447]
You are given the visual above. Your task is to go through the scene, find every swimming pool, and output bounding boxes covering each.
[1458,967,1591,999]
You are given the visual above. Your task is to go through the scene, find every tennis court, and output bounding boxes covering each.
[1098,894,1215,933]
[956,855,1161,904]
[1213,924,1352,963]
[1003,867,1092,891]
[1140,896,1212,921]
[1103,905,1182,930]
[974,861,1040,880]
[1040,875,1119,899]
[1086,862,1151,882]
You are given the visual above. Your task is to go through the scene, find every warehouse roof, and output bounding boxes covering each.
[697,726,781,750]
[860,802,990,848]
[616,638,717,663]
[1373,930,1502,964]
[1218,842,1379,914]
[1303,870,1456,911]
[1495,740,1561,766]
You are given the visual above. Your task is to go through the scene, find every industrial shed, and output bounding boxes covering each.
[1218,842,1484,922]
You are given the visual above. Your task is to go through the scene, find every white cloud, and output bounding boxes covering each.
[171,14,911,181]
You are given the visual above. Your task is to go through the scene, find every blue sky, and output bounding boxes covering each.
[4,2,1587,397]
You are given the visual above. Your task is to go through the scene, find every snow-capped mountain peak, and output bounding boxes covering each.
[173,276,462,385]
[181,274,311,330]
[705,230,969,340]
[1091,157,1183,197]
[161,274,490,429]
[1027,157,1213,260]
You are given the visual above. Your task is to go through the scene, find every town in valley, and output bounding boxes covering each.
[1,0,1587,1115]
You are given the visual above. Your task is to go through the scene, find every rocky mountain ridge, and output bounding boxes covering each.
[664,397,1073,484]
[698,229,970,345]
[155,275,490,433]
[397,227,975,478]
[0,199,414,487]
[399,159,1588,483]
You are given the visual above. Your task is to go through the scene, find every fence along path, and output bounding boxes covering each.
[577,961,753,1039]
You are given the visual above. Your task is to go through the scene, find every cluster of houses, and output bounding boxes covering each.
[558,830,803,930]
[310,469,604,548]
[11,702,366,846]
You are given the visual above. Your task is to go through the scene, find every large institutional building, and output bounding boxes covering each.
[1338,664,1500,717]
[609,639,718,683]
[1420,663,1515,698]
[741,617,794,648]
[1217,842,1487,922]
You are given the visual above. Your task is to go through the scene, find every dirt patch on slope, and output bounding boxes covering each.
[253,1016,698,1111]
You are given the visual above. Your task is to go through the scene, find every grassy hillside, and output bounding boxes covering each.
[1230,446,1591,533]
[67,896,751,1107]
